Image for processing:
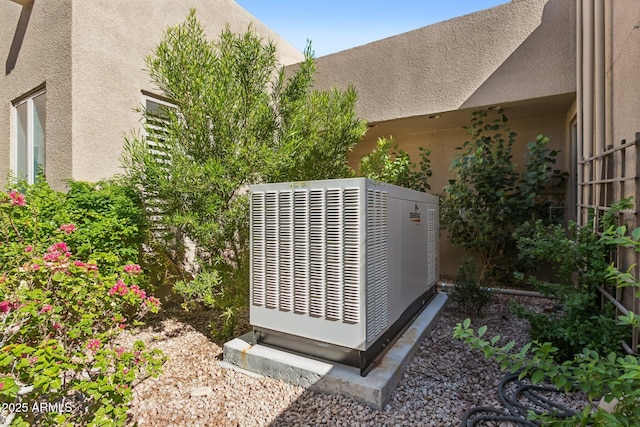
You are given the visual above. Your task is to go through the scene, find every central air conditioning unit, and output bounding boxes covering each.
[249,178,439,375]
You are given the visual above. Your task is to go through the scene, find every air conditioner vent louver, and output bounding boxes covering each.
[343,188,361,324]
[278,191,293,312]
[427,208,438,286]
[265,191,278,309]
[251,192,266,307]
[293,190,309,315]
[366,189,388,339]
[250,178,439,365]
[308,189,326,318]
[252,186,362,323]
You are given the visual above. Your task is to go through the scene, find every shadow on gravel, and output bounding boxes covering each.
[139,298,252,348]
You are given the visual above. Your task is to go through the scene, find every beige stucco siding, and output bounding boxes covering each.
[607,0,640,145]
[291,0,577,277]
[309,0,575,123]
[70,0,304,184]
[351,109,569,277]
[1,0,303,189]
[1,0,73,188]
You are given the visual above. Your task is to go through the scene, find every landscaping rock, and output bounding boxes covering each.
[119,294,592,426]
[190,386,214,398]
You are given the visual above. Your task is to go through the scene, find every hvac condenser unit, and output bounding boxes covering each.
[249,178,439,375]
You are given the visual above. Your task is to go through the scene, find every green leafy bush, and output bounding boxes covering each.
[514,202,632,360]
[122,11,367,339]
[454,219,640,426]
[1,178,147,277]
[357,136,432,191]
[448,257,495,316]
[454,321,639,426]
[512,294,627,362]
[0,187,164,426]
[441,110,565,283]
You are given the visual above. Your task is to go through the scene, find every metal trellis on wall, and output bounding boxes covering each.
[577,131,640,352]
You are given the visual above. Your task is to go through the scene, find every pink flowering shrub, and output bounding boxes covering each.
[0,188,165,426]
[58,223,76,234]
[8,190,26,207]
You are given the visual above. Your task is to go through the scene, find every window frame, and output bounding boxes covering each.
[12,86,46,184]
[141,91,175,165]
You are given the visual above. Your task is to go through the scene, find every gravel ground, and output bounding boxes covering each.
[121,292,590,426]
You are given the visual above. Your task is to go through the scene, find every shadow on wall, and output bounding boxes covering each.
[6,1,33,75]
[461,0,576,109]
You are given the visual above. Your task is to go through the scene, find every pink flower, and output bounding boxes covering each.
[146,296,160,308]
[59,224,76,234]
[52,322,61,330]
[47,242,70,254]
[0,301,11,314]
[32,263,40,271]
[40,304,53,314]
[44,242,71,263]
[123,264,142,275]
[0,382,4,390]
[109,279,129,296]
[25,245,33,253]
[74,260,85,268]
[86,263,98,272]
[130,285,146,299]
[8,190,26,207]
[87,339,101,352]
[115,347,125,357]
[44,250,63,262]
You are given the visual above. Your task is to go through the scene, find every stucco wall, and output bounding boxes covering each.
[70,0,304,184]
[0,0,73,188]
[1,0,303,190]
[349,109,569,277]
[607,0,640,144]
[308,0,575,123]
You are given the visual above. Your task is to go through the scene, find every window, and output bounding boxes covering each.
[141,93,175,235]
[142,93,174,166]
[13,88,46,184]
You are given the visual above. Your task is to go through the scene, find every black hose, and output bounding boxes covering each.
[461,372,579,426]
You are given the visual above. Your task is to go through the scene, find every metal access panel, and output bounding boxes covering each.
[249,178,439,373]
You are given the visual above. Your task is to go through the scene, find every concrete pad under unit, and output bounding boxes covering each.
[222,292,449,409]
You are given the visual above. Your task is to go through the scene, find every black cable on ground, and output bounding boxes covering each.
[461,372,579,426]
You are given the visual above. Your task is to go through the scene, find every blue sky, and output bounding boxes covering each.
[236,0,509,57]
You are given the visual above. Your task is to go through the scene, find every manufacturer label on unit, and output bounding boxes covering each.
[409,203,421,224]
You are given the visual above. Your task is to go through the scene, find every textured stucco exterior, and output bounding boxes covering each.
[1,0,304,189]
[352,105,571,277]
[294,0,577,276]
[3,0,639,283]
[1,0,73,188]
[307,0,575,123]
[605,0,640,147]
[576,0,640,329]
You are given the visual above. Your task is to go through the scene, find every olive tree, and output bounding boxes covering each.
[122,11,366,337]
